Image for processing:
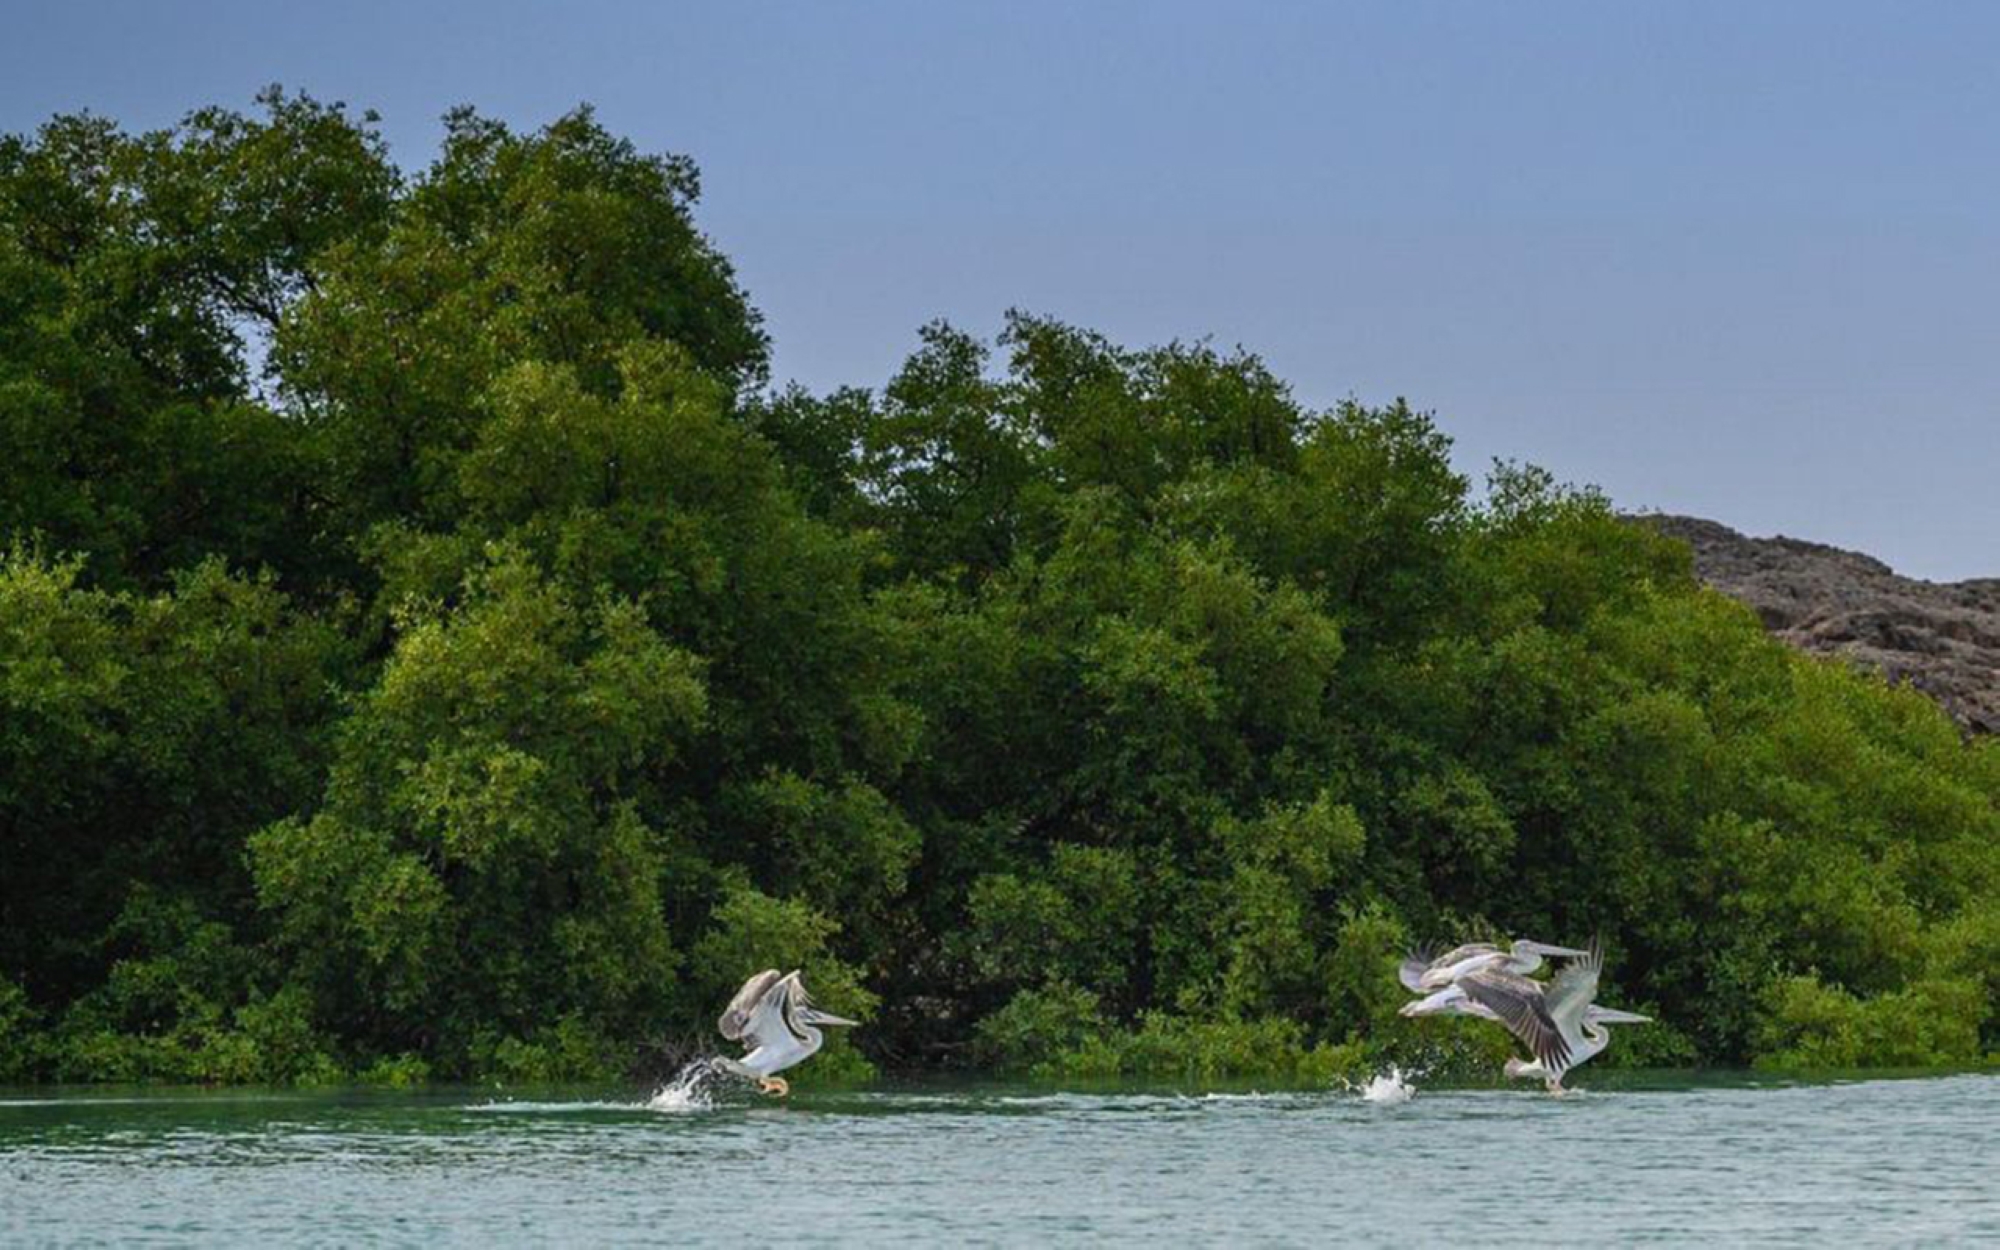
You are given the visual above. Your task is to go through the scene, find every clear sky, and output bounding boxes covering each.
[5,2,1995,579]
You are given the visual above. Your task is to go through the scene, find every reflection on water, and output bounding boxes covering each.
[2,1071,1996,1244]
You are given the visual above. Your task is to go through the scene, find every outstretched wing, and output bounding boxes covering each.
[1432,943,1497,968]
[719,969,783,1042]
[1399,942,1441,993]
[742,971,814,1052]
[1459,970,1573,1071]
[1544,937,1603,1033]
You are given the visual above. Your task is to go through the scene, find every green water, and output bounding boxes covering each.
[2,1071,1994,1245]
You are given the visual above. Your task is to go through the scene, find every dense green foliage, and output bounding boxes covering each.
[3,93,1995,1084]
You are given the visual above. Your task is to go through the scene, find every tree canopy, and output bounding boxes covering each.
[2,92,1994,1085]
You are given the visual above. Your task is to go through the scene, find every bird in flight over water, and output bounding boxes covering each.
[715,969,857,1096]
[1399,936,1649,1093]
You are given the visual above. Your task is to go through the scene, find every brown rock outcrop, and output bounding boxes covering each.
[1643,515,2000,734]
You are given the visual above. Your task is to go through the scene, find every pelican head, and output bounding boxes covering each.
[1498,939,1589,981]
[1514,939,1589,959]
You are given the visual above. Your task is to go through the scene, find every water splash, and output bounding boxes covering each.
[647,1057,728,1112]
[1351,1066,1419,1105]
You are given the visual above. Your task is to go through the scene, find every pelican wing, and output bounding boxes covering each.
[1544,937,1604,1032]
[1459,970,1572,1071]
[1432,943,1498,967]
[719,969,783,1042]
[743,970,814,1051]
[1414,942,1507,989]
[1399,943,1441,993]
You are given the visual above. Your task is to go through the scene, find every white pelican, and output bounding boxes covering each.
[1406,938,1587,991]
[716,969,856,1096]
[1457,939,1650,1094]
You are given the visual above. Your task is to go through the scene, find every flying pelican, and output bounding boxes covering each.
[1401,938,1588,992]
[1456,939,1649,1094]
[715,969,857,1096]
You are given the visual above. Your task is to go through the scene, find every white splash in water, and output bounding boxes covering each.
[1354,1066,1418,1105]
[647,1057,726,1112]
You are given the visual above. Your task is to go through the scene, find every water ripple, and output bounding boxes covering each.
[2,1073,1995,1244]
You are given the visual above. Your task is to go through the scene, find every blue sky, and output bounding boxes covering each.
[5,2,1995,578]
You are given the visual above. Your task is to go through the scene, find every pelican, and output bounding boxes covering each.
[1456,938,1650,1094]
[1405,938,1588,992]
[715,969,857,1096]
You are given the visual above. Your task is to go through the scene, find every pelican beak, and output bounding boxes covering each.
[804,1008,858,1028]
[1398,1000,1423,1018]
[1593,1008,1651,1025]
[1526,942,1588,957]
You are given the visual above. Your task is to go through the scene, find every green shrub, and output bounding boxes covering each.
[1754,974,1987,1069]
[974,982,1106,1073]
[1052,1014,1365,1084]
[474,1016,628,1084]
[358,1053,434,1088]
[0,977,44,1082]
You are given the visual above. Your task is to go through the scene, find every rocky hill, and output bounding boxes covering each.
[1644,515,2000,734]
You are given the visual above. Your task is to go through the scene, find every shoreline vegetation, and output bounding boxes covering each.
[2,92,1996,1088]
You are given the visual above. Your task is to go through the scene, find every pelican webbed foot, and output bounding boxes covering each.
[759,1076,790,1097]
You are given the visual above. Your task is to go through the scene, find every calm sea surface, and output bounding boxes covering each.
[2,1071,1995,1245]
